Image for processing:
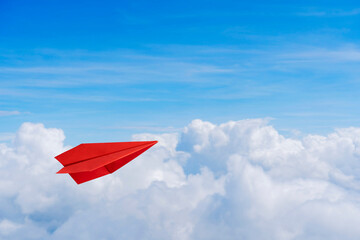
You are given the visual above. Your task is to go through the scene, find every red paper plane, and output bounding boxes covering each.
[55,141,157,184]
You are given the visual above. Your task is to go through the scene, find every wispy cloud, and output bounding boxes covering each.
[0,54,235,89]
[278,47,360,62]
[0,111,21,117]
[103,125,181,132]
[0,132,15,141]
[1,43,360,123]
[298,8,360,17]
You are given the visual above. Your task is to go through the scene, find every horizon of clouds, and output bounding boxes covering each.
[1,119,360,239]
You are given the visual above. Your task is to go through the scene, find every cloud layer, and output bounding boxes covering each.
[1,120,360,239]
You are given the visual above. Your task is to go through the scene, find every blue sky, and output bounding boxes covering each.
[1,0,360,145]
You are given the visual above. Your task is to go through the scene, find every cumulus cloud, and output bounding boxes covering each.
[1,119,360,239]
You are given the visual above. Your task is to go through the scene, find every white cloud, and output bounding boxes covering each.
[1,120,360,239]
[0,219,21,236]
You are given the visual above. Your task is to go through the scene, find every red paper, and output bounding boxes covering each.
[55,141,157,184]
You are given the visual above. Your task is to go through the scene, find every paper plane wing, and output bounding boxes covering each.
[55,141,157,184]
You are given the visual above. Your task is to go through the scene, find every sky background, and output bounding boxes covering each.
[2,1,360,239]
[1,0,360,145]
